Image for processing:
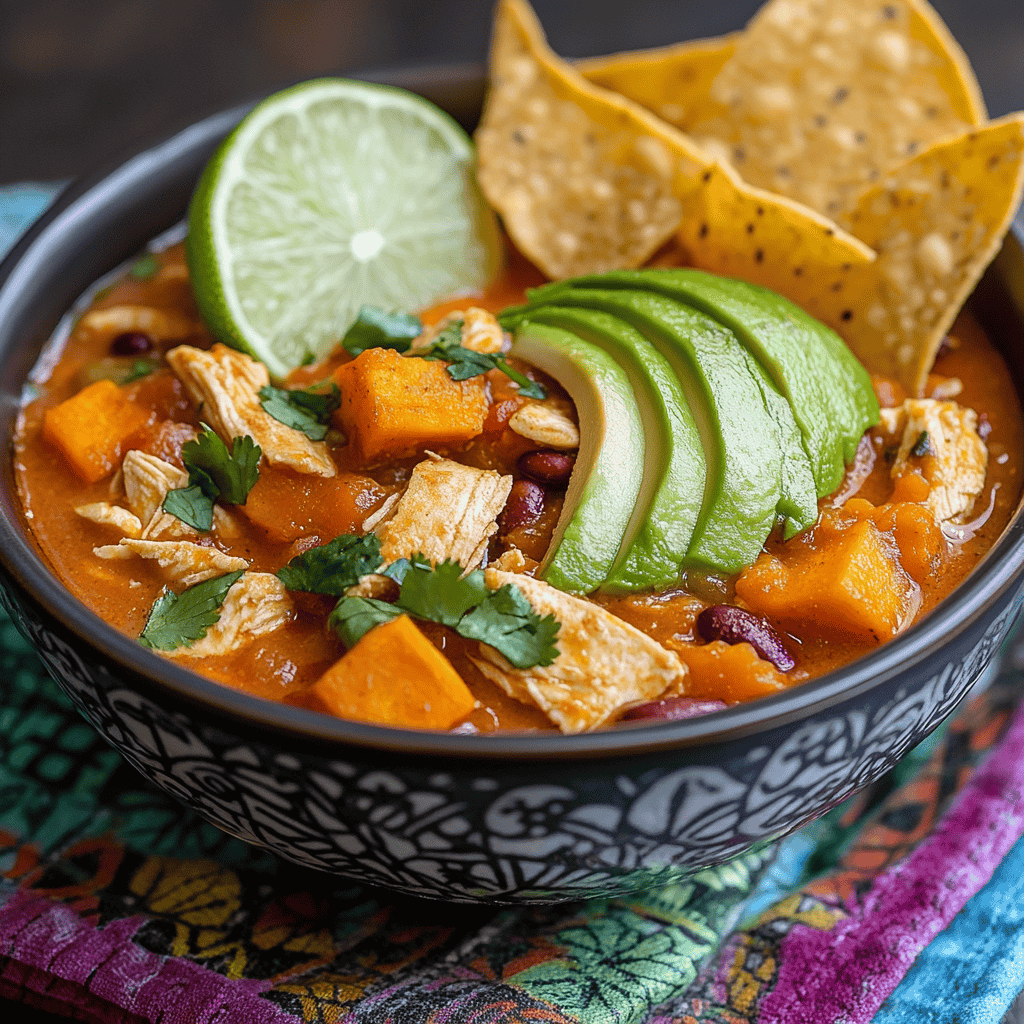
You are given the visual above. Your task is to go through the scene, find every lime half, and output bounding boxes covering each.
[186,78,502,378]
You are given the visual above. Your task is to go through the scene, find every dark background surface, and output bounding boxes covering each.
[2,0,1023,184]
[1,2,1023,1021]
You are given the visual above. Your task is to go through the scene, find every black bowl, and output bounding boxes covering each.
[1,68,1023,903]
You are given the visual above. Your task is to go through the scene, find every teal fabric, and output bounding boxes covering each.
[874,831,1024,1022]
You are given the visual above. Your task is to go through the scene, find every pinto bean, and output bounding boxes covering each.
[110,331,154,356]
[499,479,545,534]
[620,697,727,722]
[696,605,795,672]
[518,449,575,487]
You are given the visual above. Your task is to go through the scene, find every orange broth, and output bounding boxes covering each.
[13,241,1024,731]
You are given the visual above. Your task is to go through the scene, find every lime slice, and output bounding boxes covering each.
[186,78,502,378]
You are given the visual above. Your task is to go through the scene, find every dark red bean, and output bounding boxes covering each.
[696,605,795,672]
[111,331,153,356]
[518,450,576,487]
[620,697,727,723]
[499,479,545,533]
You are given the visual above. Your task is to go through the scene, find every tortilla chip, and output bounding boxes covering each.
[805,116,1024,394]
[674,162,875,302]
[477,0,688,278]
[477,0,873,285]
[576,33,739,133]
[684,0,985,218]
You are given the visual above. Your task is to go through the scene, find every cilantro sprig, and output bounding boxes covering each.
[341,305,423,355]
[162,427,262,531]
[417,327,546,400]
[329,555,560,669]
[276,533,383,596]
[139,570,244,651]
[259,383,340,441]
[339,304,545,399]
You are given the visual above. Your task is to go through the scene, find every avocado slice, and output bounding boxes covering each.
[526,269,879,496]
[519,306,706,591]
[510,322,645,594]
[527,288,791,574]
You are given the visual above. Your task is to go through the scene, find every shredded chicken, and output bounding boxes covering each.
[376,458,513,570]
[75,502,142,538]
[77,305,199,343]
[469,569,688,734]
[508,402,580,448]
[412,307,506,354]
[172,572,293,658]
[117,450,234,540]
[493,547,531,574]
[95,539,248,586]
[165,344,336,477]
[879,399,988,522]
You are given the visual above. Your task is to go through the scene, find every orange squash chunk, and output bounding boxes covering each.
[243,467,388,543]
[43,379,151,483]
[668,640,787,703]
[301,615,475,729]
[737,520,916,643]
[333,348,487,463]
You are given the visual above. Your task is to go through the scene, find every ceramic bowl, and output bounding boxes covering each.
[2,69,1023,903]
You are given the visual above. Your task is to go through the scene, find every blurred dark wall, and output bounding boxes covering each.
[2,0,1022,182]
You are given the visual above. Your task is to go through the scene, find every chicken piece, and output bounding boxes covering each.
[344,573,399,601]
[165,344,335,478]
[173,572,293,658]
[413,306,506,354]
[879,399,987,522]
[376,458,513,570]
[77,305,199,343]
[469,569,688,734]
[75,502,143,538]
[121,449,235,540]
[508,402,580,449]
[95,539,248,586]
[493,546,532,574]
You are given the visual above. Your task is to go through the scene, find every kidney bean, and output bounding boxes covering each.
[620,697,727,723]
[111,331,153,355]
[499,480,546,534]
[518,449,575,487]
[696,605,795,672]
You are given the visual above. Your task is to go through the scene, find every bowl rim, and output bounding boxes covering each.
[2,64,1023,762]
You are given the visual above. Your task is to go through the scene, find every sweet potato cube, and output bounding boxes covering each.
[736,521,915,643]
[243,466,387,542]
[669,641,787,703]
[302,615,475,729]
[333,348,487,463]
[43,379,151,483]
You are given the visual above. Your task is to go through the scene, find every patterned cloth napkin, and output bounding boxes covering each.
[4,186,1024,1024]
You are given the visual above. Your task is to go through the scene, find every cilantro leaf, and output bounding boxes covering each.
[342,305,422,355]
[122,359,158,383]
[182,427,261,505]
[328,596,402,649]
[379,558,413,584]
[277,533,382,596]
[493,357,546,400]
[457,585,560,668]
[415,320,546,399]
[324,553,563,667]
[129,253,158,280]
[162,484,214,531]
[259,383,340,441]
[397,559,488,627]
[138,570,244,651]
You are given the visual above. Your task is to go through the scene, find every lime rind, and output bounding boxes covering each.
[187,78,502,378]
